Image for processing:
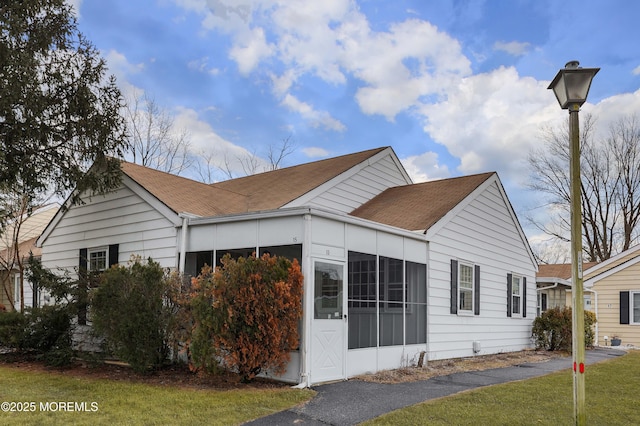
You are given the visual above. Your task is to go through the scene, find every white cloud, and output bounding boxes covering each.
[229,26,274,75]
[633,65,640,76]
[302,146,330,158]
[187,57,220,75]
[493,40,530,56]
[104,49,145,78]
[420,66,556,182]
[281,94,346,132]
[178,0,470,126]
[401,152,450,183]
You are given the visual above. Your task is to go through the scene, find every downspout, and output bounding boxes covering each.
[178,213,189,274]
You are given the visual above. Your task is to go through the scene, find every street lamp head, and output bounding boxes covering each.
[548,61,600,110]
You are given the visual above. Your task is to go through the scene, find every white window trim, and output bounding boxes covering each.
[509,274,523,318]
[88,246,108,272]
[631,291,640,325]
[458,262,475,315]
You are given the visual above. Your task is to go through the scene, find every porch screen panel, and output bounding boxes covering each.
[405,261,427,344]
[348,251,377,349]
[379,256,403,346]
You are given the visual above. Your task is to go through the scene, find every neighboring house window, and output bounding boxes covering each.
[621,291,640,324]
[537,293,548,317]
[507,273,527,318]
[450,260,480,315]
[14,274,20,307]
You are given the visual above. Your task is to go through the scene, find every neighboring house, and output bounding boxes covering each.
[0,204,59,311]
[37,146,537,386]
[536,262,597,317]
[583,245,640,347]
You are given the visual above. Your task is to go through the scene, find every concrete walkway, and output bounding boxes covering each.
[246,348,626,426]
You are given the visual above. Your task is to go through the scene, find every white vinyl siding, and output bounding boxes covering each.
[40,185,179,275]
[427,179,536,361]
[287,151,411,213]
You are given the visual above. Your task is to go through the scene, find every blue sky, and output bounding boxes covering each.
[69,0,640,251]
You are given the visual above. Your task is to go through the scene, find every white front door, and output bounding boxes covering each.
[311,260,346,383]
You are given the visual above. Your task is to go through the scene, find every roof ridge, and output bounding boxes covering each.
[209,146,388,188]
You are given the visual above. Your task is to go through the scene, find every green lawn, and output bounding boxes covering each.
[366,350,640,426]
[0,366,314,425]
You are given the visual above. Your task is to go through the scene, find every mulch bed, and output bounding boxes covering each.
[0,352,288,391]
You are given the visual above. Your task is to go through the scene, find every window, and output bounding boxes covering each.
[633,292,640,324]
[379,257,403,346]
[405,261,427,344]
[459,263,474,312]
[450,260,480,315]
[14,274,20,307]
[348,252,377,349]
[537,293,548,317]
[314,262,343,319]
[511,275,521,315]
[88,247,108,271]
[507,273,527,318]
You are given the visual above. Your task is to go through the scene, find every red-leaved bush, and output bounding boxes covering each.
[187,253,303,381]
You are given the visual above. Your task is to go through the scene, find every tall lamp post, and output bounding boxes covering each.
[548,61,599,425]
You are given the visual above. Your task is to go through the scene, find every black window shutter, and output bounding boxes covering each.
[522,277,527,318]
[620,291,630,324]
[78,248,88,325]
[506,273,512,317]
[79,248,88,272]
[474,265,480,315]
[109,244,119,268]
[450,259,458,314]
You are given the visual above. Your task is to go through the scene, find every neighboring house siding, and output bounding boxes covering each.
[293,153,410,213]
[41,186,178,276]
[427,181,535,360]
[591,261,640,347]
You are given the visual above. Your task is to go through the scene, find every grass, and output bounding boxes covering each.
[366,350,640,425]
[0,366,314,425]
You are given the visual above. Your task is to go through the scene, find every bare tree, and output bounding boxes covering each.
[195,137,296,183]
[266,136,295,171]
[528,114,640,262]
[124,92,193,174]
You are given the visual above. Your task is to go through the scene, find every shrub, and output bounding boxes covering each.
[91,257,175,373]
[0,310,27,348]
[188,253,303,382]
[532,306,597,351]
[0,307,73,366]
[21,306,73,366]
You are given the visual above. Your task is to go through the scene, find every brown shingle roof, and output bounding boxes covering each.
[121,147,388,217]
[210,147,388,211]
[350,172,494,231]
[537,262,598,279]
[121,162,247,216]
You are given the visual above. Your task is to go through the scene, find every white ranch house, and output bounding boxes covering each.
[37,147,537,386]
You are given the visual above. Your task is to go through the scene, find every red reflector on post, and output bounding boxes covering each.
[579,363,585,373]
[573,362,577,372]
